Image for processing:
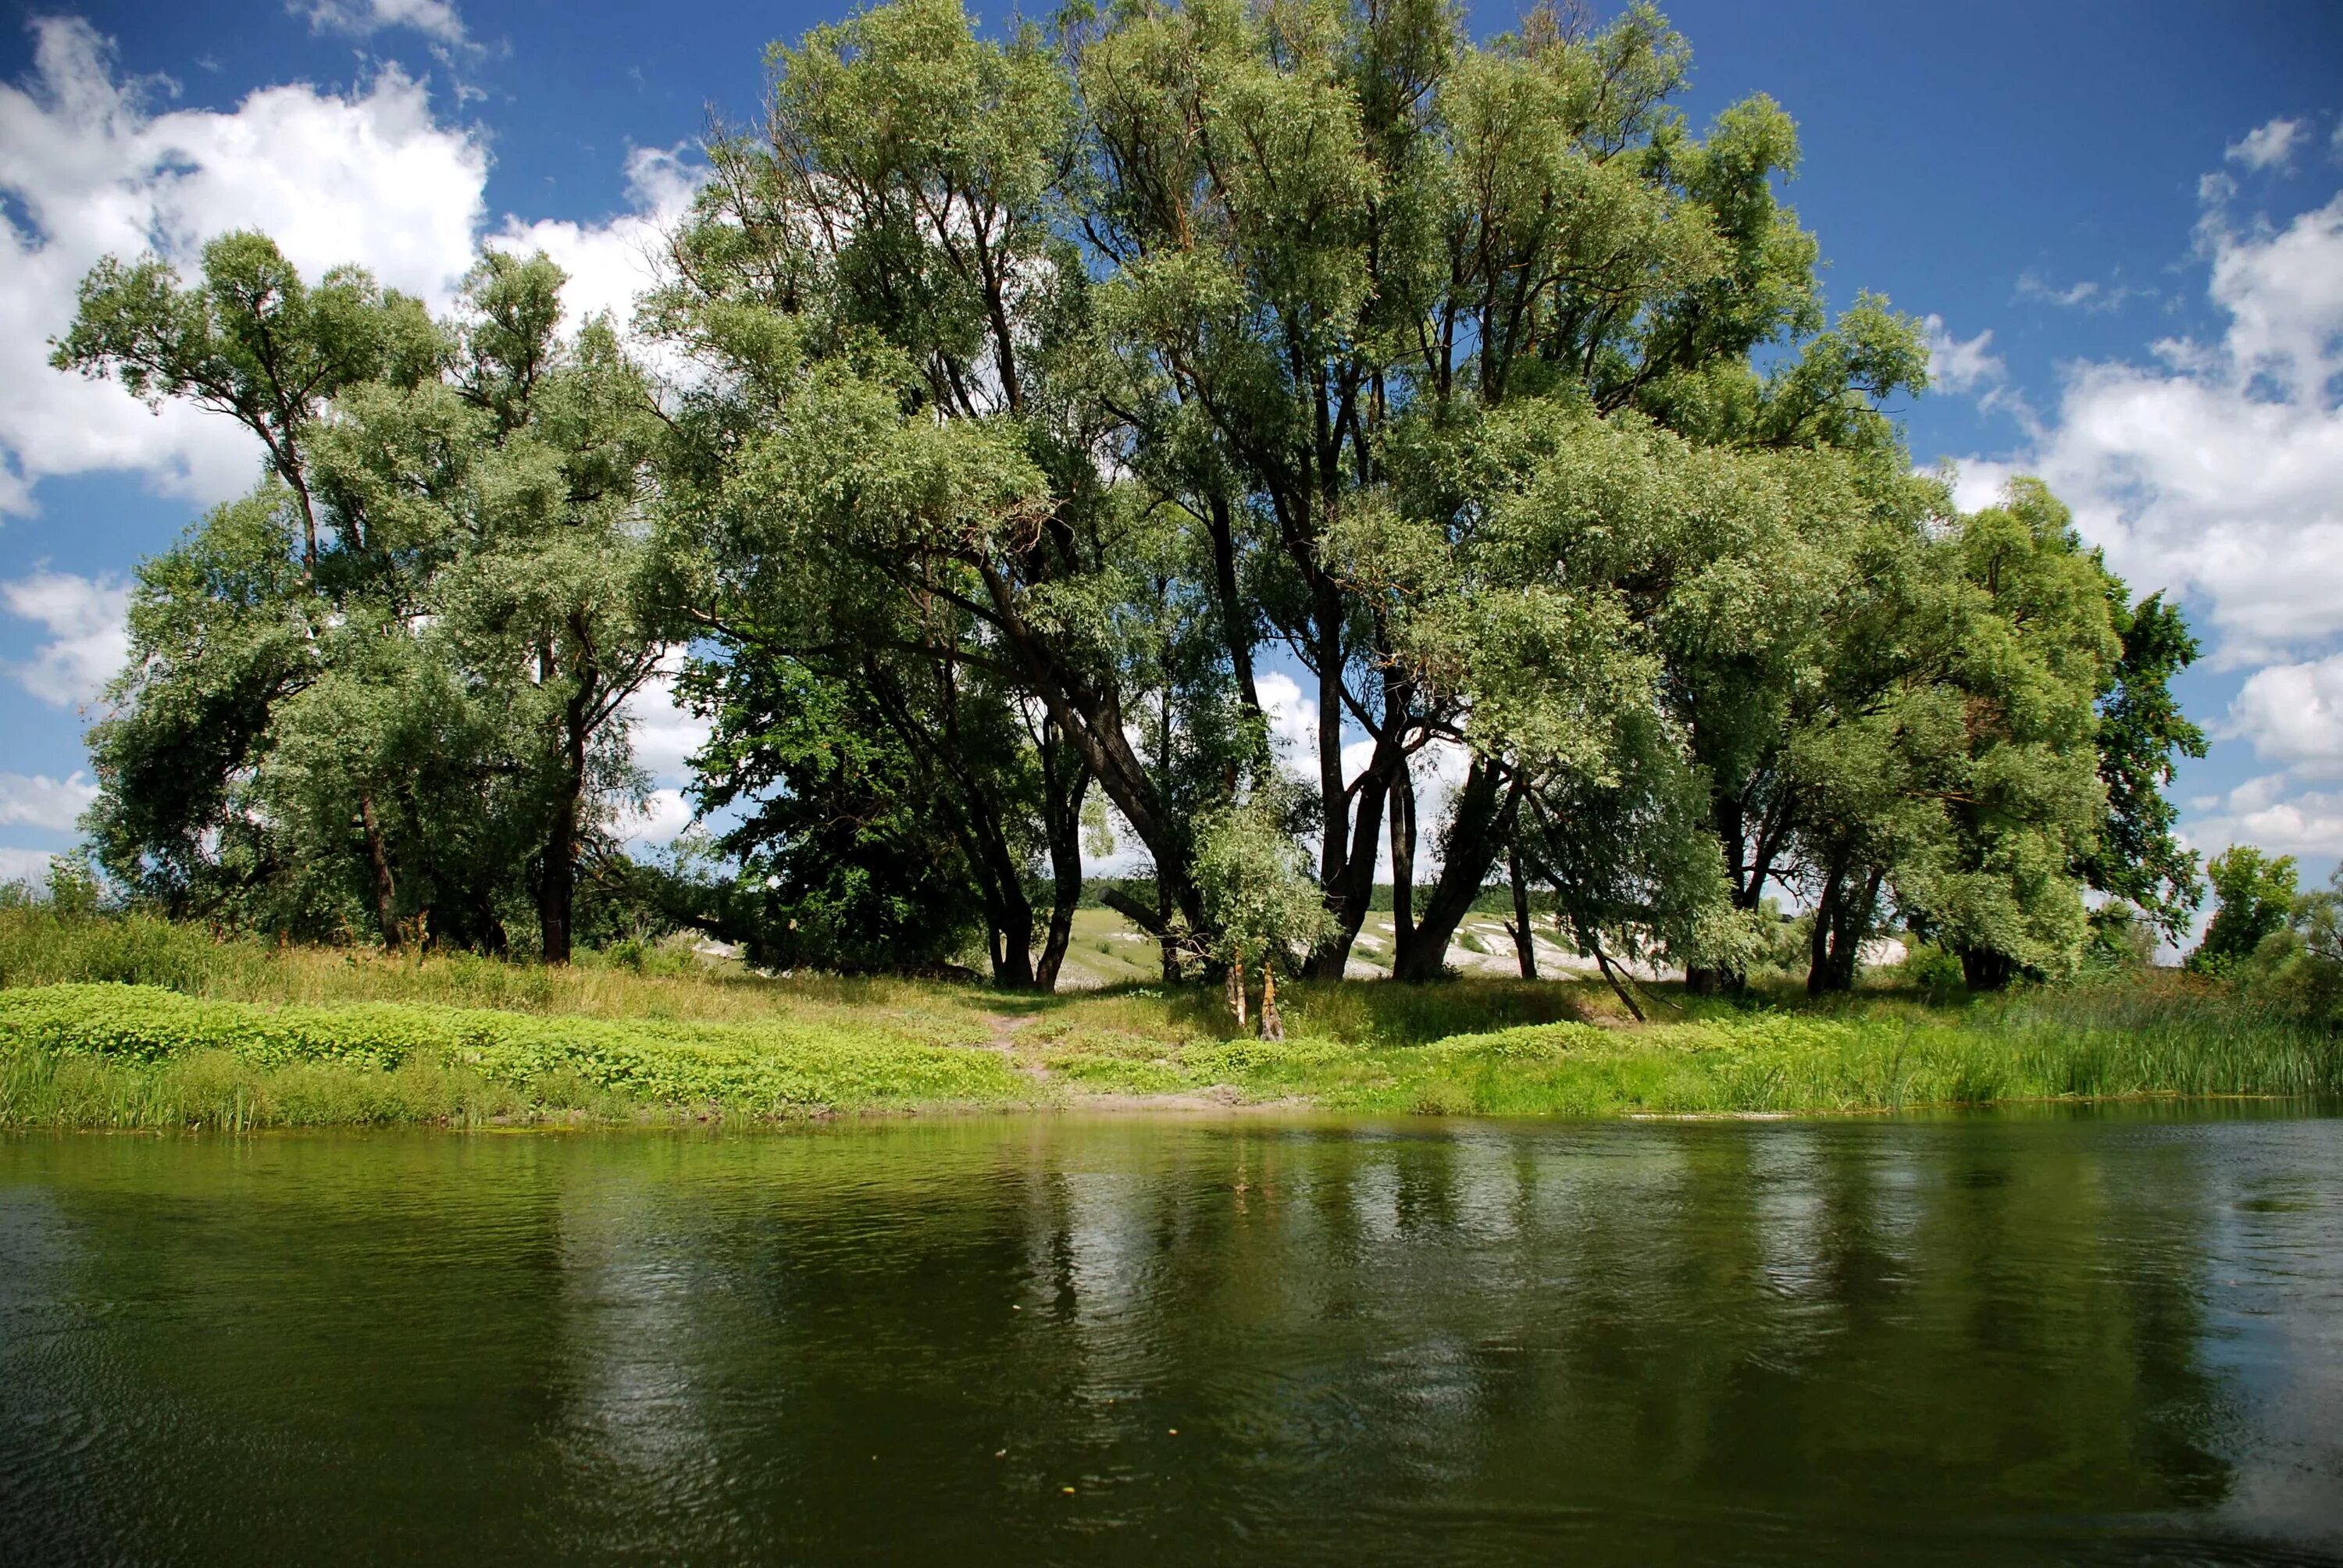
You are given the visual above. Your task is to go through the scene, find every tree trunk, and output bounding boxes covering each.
[1033,729,1088,994]
[1206,493,1260,718]
[1806,861,1881,996]
[1960,946,2017,991]
[1258,960,1284,1042]
[360,790,401,953]
[1589,932,1645,1022]
[1505,844,1536,979]
[1388,766,1416,978]
[1394,760,1521,982]
[1805,863,1845,997]
[1157,874,1183,985]
[976,556,1207,940]
[540,623,598,967]
[1229,951,1247,1029]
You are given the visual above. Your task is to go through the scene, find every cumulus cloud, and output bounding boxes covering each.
[295,0,468,46]
[2,570,129,707]
[1956,191,2343,666]
[0,16,694,519]
[0,770,98,832]
[1923,315,2006,396]
[490,144,701,333]
[1947,166,2343,855]
[2188,776,2343,858]
[611,661,713,849]
[2226,117,2306,173]
[0,17,487,514]
[612,787,696,848]
[2224,654,2343,777]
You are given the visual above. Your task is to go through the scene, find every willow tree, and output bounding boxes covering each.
[59,237,662,960]
[652,0,1955,981]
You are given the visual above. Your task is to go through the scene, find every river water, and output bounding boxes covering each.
[3,1108,2340,1563]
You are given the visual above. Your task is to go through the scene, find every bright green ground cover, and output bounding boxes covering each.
[3,907,2334,1129]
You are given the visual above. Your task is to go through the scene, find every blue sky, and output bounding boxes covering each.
[2,0,2340,906]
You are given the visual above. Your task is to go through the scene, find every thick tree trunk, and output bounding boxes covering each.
[1394,761,1521,982]
[539,623,601,968]
[360,790,401,953]
[1805,864,1845,997]
[1505,845,1537,979]
[1806,861,1881,996]
[976,558,1206,939]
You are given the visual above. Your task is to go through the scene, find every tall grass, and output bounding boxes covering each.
[0,906,997,1035]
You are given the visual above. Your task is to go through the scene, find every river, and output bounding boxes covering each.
[4,1107,2340,1563]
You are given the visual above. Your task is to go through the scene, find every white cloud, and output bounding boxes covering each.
[2225,654,2343,776]
[2188,776,2343,858]
[2226,117,2306,173]
[0,18,487,514]
[2,570,129,707]
[1951,191,2343,667]
[613,786,695,848]
[1944,169,2343,864]
[0,770,98,831]
[1923,314,2005,395]
[295,0,467,47]
[2014,272,2145,314]
[0,846,59,886]
[0,17,693,519]
[622,663,711,783]
[1254,670,1320,777]
[490,145,701,336]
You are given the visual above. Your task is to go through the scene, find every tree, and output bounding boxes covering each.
[2191,846,2299,973]
[1193,793,1333,1035]
[62,239,662,961]
[2081,591,2206,943]
[52,231,437,573]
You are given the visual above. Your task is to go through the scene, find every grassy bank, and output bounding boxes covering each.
[2,910,2335,1129]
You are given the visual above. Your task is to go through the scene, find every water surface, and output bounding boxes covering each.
[5,1108,2341,1563]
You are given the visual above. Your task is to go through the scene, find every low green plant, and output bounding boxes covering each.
[0,983,1029,1128]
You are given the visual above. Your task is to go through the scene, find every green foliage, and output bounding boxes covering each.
[2229,866,2342,1028]
[48,0,2206,1003]
[1192,793,1334,969]
[0,983,1026,1124]
[62,234,664,961]
[681,660,986,972]
[2191,846,2300,973]
[2081,592,2206,938]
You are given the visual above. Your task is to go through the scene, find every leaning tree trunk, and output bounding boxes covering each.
[1505,845,1537,979]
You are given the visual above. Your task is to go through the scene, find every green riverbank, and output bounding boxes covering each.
[4,972,2335,1131]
